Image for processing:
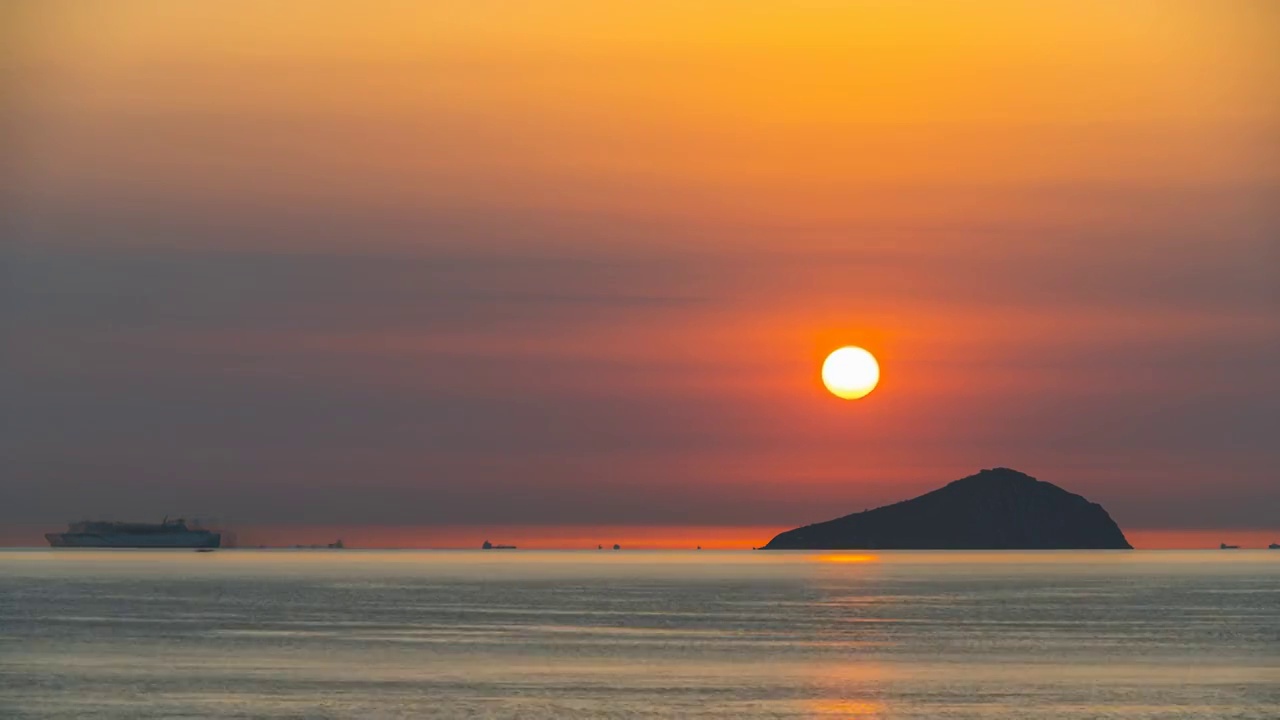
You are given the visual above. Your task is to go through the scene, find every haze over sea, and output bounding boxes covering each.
[3,550,1277,719]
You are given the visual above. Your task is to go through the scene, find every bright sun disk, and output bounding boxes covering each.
[821,346,880,400]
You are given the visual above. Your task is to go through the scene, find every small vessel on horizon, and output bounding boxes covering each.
[482,540,516,550]
[1220,542,1240,549]
[1269,543,1279,550]
[46,518,221,549]
[291,539,345,549]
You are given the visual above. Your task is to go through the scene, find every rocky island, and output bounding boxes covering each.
[763,468,1131,550]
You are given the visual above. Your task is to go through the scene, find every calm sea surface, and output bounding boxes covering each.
[1,550,1277,719]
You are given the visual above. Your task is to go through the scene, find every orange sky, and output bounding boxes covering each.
[3,524,1274,550]
[3,1,1277,540]
[227,526,1277,551]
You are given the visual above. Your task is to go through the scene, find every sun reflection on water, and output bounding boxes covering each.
[806,698,886,717]
[816,553,880,564]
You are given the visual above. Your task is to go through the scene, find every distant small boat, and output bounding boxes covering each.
[613,543,621,550]
[1220,543,1240,549]
[291,540,346,549]
[481,540,516,550]
[195,548,215,553]
[1269,543,1279,550]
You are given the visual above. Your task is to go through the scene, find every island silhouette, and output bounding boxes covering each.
[763,467,1132,550]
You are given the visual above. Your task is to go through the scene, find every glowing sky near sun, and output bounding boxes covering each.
[2,1,1277,541]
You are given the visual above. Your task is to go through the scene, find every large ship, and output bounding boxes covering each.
[45,518,221,548]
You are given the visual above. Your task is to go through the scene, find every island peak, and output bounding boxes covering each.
[763,468,1131,550]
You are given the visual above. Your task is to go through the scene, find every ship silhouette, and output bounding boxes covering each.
[46,518,221,549]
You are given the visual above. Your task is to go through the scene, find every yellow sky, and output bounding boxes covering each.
[11,0,1277,229]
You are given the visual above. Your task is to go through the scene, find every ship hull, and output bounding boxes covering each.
[45,531,221,548]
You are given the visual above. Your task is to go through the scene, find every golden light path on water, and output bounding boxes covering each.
[2,549,1278,719]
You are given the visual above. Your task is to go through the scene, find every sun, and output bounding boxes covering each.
[821,346,880,400]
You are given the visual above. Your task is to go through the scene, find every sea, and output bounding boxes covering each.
[1,549,1277,719]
